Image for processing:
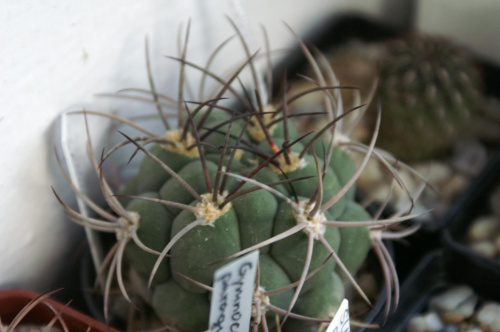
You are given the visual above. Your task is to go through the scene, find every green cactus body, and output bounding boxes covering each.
[270,199,340,293]
[118,110,373,330]
[284,272,344,331]
[152,280,211,332]
[124,192,173,284]
[335,201,372,282]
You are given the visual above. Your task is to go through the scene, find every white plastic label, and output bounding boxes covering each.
[326,299,350,332]
[209,250,259,332]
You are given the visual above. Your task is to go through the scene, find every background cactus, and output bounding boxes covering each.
[55,21,423,332]
[370,34,483,161]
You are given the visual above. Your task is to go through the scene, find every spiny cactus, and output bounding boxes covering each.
[54,20,425,332]
[372,34,483,161]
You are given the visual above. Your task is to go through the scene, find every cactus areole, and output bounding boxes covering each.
[56,20,422,332]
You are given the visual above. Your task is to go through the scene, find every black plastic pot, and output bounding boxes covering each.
[381,142,500,330]
[442,151,500,300]
[377,249,500,331]
[392,152,500,282]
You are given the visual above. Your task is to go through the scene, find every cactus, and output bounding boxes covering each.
[54,20,424,331]
[371,34,483,161]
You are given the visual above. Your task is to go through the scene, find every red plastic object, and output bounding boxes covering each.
[0,289,118,332]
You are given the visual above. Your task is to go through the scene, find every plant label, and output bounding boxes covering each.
[325,299,350,332]
[209,250,259,332]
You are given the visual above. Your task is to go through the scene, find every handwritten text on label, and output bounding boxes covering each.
[209,250,259,332]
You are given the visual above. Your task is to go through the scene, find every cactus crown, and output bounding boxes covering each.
[54,19,426,331]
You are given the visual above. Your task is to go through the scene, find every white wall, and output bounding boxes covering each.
[415,0,500,63]
[1,0,400,291]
